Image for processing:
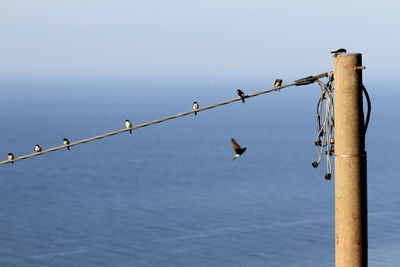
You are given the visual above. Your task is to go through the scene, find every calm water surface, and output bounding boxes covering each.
[0,77,399,266]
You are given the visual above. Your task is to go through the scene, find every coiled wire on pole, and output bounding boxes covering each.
[312,72,335,180]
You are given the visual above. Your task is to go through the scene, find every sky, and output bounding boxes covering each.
[0,0,399,80]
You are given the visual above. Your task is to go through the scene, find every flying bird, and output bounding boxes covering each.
[63,138,70,151]
[34,144,42,153]
[192,101,199,116]
[125,119,132,134]
[274,79,282,90]
[331,48,346,57]
[231,138,247,161]
[237,89,246,103]
[8,153,14,164]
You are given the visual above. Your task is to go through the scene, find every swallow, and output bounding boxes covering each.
[8,153,14,164]
[331,48,346,57]
[192,101,199,116]
[34,144,42,153]
[63,138,70,151]
[125,119,132,134]
[237,89,246,103]
[274,79,282,90]
[231,138,247,161]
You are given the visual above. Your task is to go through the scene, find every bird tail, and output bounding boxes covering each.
[11,161,14,164]
[129,129,132,134]
[195,111,197,116]
[232,155,239,161]
[242,98,245,103]
[67,146,70,151]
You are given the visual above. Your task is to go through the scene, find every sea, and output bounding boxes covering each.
[0,76,399,266]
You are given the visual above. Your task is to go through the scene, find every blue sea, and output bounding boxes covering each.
[0,76,399,266]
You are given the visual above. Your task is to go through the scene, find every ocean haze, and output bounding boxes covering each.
[0,1,399,79]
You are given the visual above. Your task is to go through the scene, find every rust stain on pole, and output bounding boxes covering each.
[334,53,368,266]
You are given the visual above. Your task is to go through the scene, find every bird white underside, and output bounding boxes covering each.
[63,141,68,145]
[232,154,240,161]
[125,122,132,128]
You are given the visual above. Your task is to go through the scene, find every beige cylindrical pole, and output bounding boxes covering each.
[334,53,367,267]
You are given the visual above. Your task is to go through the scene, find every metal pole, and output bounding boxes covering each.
[334,53,367,266]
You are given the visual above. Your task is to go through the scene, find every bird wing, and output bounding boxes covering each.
[231,138,241,152]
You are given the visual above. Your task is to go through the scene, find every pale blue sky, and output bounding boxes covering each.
[0,0,399,80]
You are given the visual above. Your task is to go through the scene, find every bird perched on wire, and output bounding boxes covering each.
[34,144,42,153]
[231,138,247,161]
[8,153,14,164]
[237,89,246,103]
[192,101,199,116]
[63,138,70,151]
[331,48,346,57]
[274,79,282,90]
[125,119,132,134]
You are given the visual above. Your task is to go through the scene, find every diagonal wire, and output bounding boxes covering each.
[1,72,329,165]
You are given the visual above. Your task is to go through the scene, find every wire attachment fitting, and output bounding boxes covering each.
[295,72,329,86]
[354,66,366,71]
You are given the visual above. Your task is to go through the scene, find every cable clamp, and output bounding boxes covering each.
[294,76,317,86]
[294,72,328,86]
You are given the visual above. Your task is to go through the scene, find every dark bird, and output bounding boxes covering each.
[63,138,70,151]
[125,119,132,134]
[8,153,14,164]
[331,48,346,57]
[34,144,42,153]
[274,79,282,90]
[192,101,199,116]
[231,138,247,161]
[237,89,246,103]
